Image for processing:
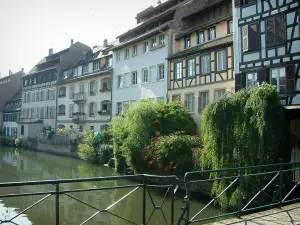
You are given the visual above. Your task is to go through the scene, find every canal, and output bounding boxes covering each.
[0,146,220,225]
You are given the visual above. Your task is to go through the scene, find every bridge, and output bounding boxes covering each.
[0,162,299,225]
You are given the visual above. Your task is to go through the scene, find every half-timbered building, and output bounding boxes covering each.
[233,0,300,160]
[167,0,234,129]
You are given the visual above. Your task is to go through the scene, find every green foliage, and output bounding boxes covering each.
[110,101,197,173]
[143,132,202,175]
[58,128,71,136]
[97,144,113,164]
[201,83,294,209]
[15,138,20,147]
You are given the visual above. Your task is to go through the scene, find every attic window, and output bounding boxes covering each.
[63,71,68,79]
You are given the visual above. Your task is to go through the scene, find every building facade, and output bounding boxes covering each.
[167,0,235,129]
[2,92,22,136]
[56,40,115,132]
[19,41,91,138]
[111,0,186,115]
[0,70,23,135]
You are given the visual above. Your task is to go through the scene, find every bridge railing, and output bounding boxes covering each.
[178,161,300,225]
[0,174,178,225]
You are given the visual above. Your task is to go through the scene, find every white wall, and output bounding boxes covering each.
[112,33,169,115]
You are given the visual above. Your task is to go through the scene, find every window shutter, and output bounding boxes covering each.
[88,103,91,116]
[88,82,91,96]
[248,23,259,50]
[257,68,270,85]
[198,95,202,113]
[235,73,242,92]
[234,0,240,7]
[242,25,248,52]
[95,80,98,94]
[286,64,295,96]
[94,102,97,116]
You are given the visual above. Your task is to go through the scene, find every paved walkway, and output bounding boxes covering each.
[213,203,300,225]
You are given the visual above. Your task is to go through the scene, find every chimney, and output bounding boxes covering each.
[21,68,24,74]
[157,0,161,5]
[103,39,108,47]
[49,48,53,56]
[9,70,12,75]
[70,39,74,46]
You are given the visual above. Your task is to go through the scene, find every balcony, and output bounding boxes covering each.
[72,113,86,124]
[97,110,111,116]
[73,93,87,104]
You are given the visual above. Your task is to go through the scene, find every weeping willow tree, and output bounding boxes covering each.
[201,83,294,209]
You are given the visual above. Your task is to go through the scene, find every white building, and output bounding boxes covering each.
[111,1,185,115]
[19,41,91,138]
[56,40,115,132]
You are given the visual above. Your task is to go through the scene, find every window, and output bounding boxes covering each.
[199,92,209,112]
[184,36,191,49]
[45,107,49,119]
[73,68,78,76]
[216,50,227,71]
[201,55,211,74]
[82,65,89,74]
[143,42,149,53]
[45,89,49,100]
[159,35,165,45]
[116,102,123,115]
[246,72,258,87]
[117,75,123,88]
[174,62,182,80]
[63,71,68,79]
[28,92,31,102]
[142,69,149,83]
[215,89,226,100]
[187,58,196,77]
[125,48,130,59]
[21,125,24,135]
[24,80,28,86]
[132,72,138,85]
[101,79,111,90]
[58,105,66,115]
[132,45,138,56]
[89,102,96,117]
[69,85,74,99]
[266,15,285,47]
[151,38,157,49]
[93,61,100,71]
[106,56,113,67]
[59,87,66,97]
[158,64,164,80]
[228,20,233,34]
[36,108,39,119]
[23,93,26,103]
[208,28,216,40]
[185,93,194,113]
[40,107,44,119]
[101,101,111,113]
[40,90,44,101]
[50,107,55,119]
[79,126,83,132]
[242,22,259,52]
[79,83,84,93]
[89,80,97,96]
[90,126,94,131]
[69,104,74,118]
[198,32,205,44]
[30,108,34,118]
[116,52,121,62]
[271,67,285,94]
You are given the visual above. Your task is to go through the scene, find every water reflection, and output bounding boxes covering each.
[0,147,220,224]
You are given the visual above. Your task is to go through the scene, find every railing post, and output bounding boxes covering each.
[237,169,243,218]
[142,176,147,225]
[56,182,59,225]
[170,177,175,225]
[185,178,191,224]
[279,164,284,208]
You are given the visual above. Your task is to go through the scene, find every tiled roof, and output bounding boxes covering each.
[167,34,233,60]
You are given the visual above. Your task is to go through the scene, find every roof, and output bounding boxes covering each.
[167,34,233,60]
[112,22,170,50]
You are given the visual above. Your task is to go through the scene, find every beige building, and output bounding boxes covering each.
[167,0,234,129]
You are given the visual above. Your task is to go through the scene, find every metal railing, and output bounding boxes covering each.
[0,174,177,225]
[73,93,87,103]
[178,161,300,225]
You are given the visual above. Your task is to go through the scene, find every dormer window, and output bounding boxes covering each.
[184,36,191,49]
[82,65,89,74]
[63,71,68,79]
[93,61,100,71]
[73,68,78,76]
[159,35,165,46]
[144,42,149,53]
[151,38,157,49]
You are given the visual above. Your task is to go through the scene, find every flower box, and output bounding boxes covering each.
[99,88,111,93]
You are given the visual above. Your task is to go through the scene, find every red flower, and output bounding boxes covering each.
[157,137,161,142]
[149,161,153,165]
[144,156,148,161]
[159,163,164,168]
[156,150,161,154]
[155,130,160,136]
[154,119,159,123]
[145,146,150,150]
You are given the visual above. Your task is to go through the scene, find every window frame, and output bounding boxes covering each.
[132,45,138,56]
[89,102,96,117]
[216,49,228,72]
[270,67,286,94]
[214,89,226,101]
[143,41,149,53]
[116,102,123,115]
[82,65,89,74]
[151,38,157,49]
[184,36,191,49]
[132,71,138,86]
[198,31,205,44]
[201,54,211,74]
[93,61,100,71]
[159,35,165,46]
[208,27,216,40]
[125,48,130,59]
[185,93,194,113]
[228,20,233,34]
[199,91,209,113]
[174,61,183,80]
[117,75,123,88]
[58,105,66,116]
[59,86,66,97]
[187,58,196,77]
[158,64,165,80]
[246,72,258,87]
[265,14,286,48]
[142,68,149,83]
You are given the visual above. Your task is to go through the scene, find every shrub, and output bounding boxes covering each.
[78,131,98,161]
[97,144,113,164]
[58,128,71,136]
[110,101,197,173]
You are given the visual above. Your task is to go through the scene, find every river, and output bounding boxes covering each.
[0,146,220,225]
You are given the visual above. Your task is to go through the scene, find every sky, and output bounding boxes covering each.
[0,0,164,76]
